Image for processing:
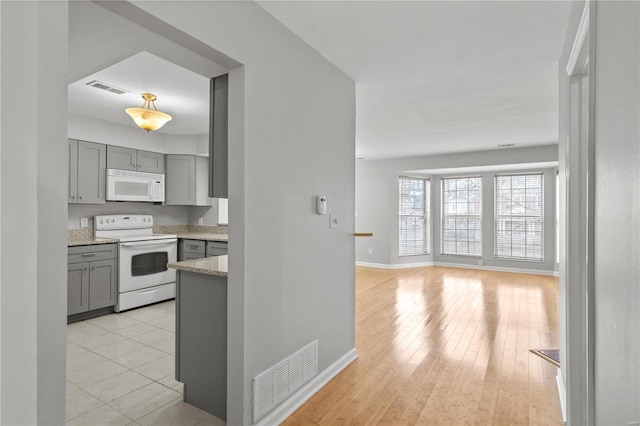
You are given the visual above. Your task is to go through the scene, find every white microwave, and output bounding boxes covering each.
[106,169,165,202]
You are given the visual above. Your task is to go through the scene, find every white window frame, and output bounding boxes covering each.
[494,172,544,262]
[398,177,430,256]
[441,176,483,257]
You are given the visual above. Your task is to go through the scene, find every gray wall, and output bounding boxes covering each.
[0,1,68,423]
[593,2,640,423]
[356,145,558,273]
[128,2,356,425]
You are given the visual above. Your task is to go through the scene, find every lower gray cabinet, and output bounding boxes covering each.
[68,244,118,316]
[67,262,89,315]
[206,241,228,257]
[180,239,206,261]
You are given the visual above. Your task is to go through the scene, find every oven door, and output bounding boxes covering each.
[119,238,177,293]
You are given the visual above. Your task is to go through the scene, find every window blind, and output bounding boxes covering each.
[495,173,544,261]
[441,176,482,256]
[399,177,429,256]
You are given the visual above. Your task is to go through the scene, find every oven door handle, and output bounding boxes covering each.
[120,239,177,247]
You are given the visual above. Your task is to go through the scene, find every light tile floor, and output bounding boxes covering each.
[66,300,225,426]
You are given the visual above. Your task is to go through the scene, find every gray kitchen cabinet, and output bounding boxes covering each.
[68,139,78,203]
[67,244,118,316]
[180,239,206,261]
[67,262,89,315]
[175,271,227,419]
[206,241,228,257]
[68,139,106,204]
[137,150,165,173]
[107,145,164,173]
[166,155,211,206]
[209,74,228,198]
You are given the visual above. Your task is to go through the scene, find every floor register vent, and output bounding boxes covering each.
[253,340,319,422]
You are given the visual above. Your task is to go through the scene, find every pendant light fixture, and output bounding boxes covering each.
[125,93,172,132]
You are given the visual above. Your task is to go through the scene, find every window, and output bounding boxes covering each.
[441,176,482,256]
[495,173,544,261]
[399,177,429,256]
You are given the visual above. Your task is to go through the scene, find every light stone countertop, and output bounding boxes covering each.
[168,255,228,277]
[67,229,118,247]
[169,232,228,242]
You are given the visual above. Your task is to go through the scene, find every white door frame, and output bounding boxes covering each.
[562,1,595,424]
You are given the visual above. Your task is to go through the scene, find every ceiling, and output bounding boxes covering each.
[68,1,227,136]
[68,52,211,135]
[257,1,573,160]
[70,1,572,158]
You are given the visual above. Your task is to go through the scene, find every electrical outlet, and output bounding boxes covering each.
[198,217,204,225]
[368,248,373,255]
[478,260,483,267]
[330,214,340,229]
[80,217,88,228]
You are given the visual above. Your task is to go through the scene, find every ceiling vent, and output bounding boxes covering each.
[85,80,129,95]
[497,143,516,148]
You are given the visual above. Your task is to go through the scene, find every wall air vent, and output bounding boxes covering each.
[253,340,318,423]
[497,143,516,148]
[85,80,129,95]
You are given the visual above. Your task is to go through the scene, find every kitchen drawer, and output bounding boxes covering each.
[206,241,228,257]
[183,252,205,260]
[68,243,117,264]
[181,239,205,255]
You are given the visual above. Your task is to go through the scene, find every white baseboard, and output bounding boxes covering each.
[355,261,433,269]
[255,348,358,426]
[355,261,554,276]
[556,369,567,423]
[553,271,560,277]
[433,262,556,276]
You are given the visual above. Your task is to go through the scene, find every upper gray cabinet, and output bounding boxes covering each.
[137,150,165,174]
[166,155,211,206]
[209,74,228,198]
[107,145,164,174]
[68,139,106,204]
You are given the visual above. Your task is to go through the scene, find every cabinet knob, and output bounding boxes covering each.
[71,195,75,200]
[79,195,84,200]
[91,266,95,271]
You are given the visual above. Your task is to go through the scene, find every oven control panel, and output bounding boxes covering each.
[95,214,153,231]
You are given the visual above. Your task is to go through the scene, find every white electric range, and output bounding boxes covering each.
[95,214,177,312]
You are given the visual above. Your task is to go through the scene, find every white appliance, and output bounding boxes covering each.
[106,169,165,202]
[95,214,177,312]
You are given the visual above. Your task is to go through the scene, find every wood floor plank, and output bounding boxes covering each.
[282,266,563,426]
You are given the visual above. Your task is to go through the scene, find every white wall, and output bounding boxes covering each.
[356,145,558,273]
[68,113,198,154]
[593,2,640,423]
[120,2,357,424]
[0,1,68,423]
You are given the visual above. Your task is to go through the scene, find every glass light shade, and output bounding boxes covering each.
[125,108,172,131]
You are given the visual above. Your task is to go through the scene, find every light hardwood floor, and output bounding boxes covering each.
[283,266,562,425]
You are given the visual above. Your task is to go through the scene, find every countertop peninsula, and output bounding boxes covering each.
[168,255,228,277]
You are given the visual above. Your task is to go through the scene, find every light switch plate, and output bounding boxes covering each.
[330,214,340,229]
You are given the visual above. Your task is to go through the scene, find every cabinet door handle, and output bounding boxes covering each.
[79,195,84,200]
[81,253,96,257]
[91,266,95,271]
[71,195,76,200]
[188,245,199,249]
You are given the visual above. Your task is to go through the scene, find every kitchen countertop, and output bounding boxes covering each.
[67,229,118,247]
[168,255,228,277]
[169,232,228,242]
[68,237,118,247]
